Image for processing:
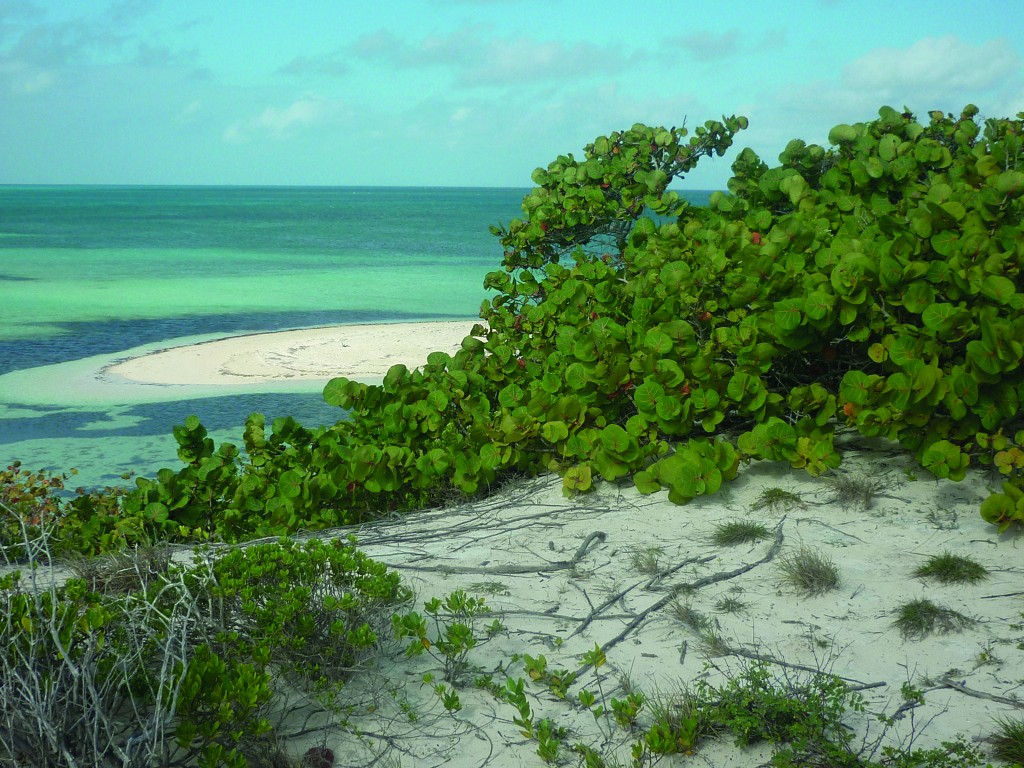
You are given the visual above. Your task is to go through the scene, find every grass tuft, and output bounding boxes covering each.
[714,595,748,614]
[826,471,885,511]
[893,598,974,640]
[710,520,771,547]
[776,546,840,596]
[990,716,1024,765]
[912,551,989,585]
[628,546,663,575]
[671,600,712,632]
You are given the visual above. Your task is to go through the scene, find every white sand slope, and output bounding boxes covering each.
[260,445,1022,766]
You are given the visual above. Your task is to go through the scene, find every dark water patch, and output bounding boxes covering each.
[0,274,34,281]
[0,308,467,376]
[0,391,347,445]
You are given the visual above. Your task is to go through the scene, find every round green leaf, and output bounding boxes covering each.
[565,363,589,390]
[981,275,1015,305]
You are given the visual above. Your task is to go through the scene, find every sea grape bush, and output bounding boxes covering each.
[40,105,1024,549]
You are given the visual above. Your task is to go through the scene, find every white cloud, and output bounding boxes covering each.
[843,36,1019,101]
[350,25,642,87]
[176,98,201,122]
[666,29,740,62]
[223,95,348,142]
[0,59,55,94]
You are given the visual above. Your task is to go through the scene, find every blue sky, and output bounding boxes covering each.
[1,0,1021,188]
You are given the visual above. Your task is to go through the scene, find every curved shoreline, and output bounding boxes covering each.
[103,320,479,387]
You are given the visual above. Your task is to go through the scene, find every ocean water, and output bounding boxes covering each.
[0,186,711,488]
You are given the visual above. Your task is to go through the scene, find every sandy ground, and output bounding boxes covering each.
[255,446,1021,767]
[103,320,478,386]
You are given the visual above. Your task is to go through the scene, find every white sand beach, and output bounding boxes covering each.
[104,320,478,386]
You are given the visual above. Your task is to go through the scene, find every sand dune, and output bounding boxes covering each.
[104,320,477,386]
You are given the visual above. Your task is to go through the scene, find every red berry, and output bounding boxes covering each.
[751,232,762,245]
[540,222,549,232]
[843,402,857,418]
[697,311,711,322]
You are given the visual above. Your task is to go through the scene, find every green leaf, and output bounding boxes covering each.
[828,124,858,144]
[383,364,408,393]
[565,363,589,390]
[427,389,449,412]
[644,328,673,355]
[921,303,965,336]
[542,421,569,443]
[804,291,835,321]
[981,275,1016,305]
[773,298,804,331]
[563,465,593,494]
[600,424,633,456]
[980,493,1017,532]
[633,381,665,415]
[840,371,875,406]
[902,281,934,314]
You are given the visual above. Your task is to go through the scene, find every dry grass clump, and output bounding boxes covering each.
[826,471,886,511]
[892,598,974,640]
[67,545,172,595]
[776,546,840,596]
[751,487,805,513]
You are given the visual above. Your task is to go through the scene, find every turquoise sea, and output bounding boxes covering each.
[0,186,711,488]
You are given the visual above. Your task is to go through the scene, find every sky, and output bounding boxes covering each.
[1,0,1022,188]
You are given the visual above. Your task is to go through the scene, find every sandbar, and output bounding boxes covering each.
[104,320,479,387]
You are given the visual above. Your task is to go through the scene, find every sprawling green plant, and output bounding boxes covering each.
[0,531,406,767]
[55,105,1024,548]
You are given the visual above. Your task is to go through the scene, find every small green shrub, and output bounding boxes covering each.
[893,598,975,640]
[1,463,69,561]
[912,551,989,584]
[710,520,771,547]
[393,590,505,684]
[1,532,407,767]
[194,536,408,692]
[776,546,841,596]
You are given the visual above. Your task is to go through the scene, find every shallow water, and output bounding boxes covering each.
[0,186,711,487]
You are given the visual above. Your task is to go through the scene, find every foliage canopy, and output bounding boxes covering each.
[25,104,1024,551]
